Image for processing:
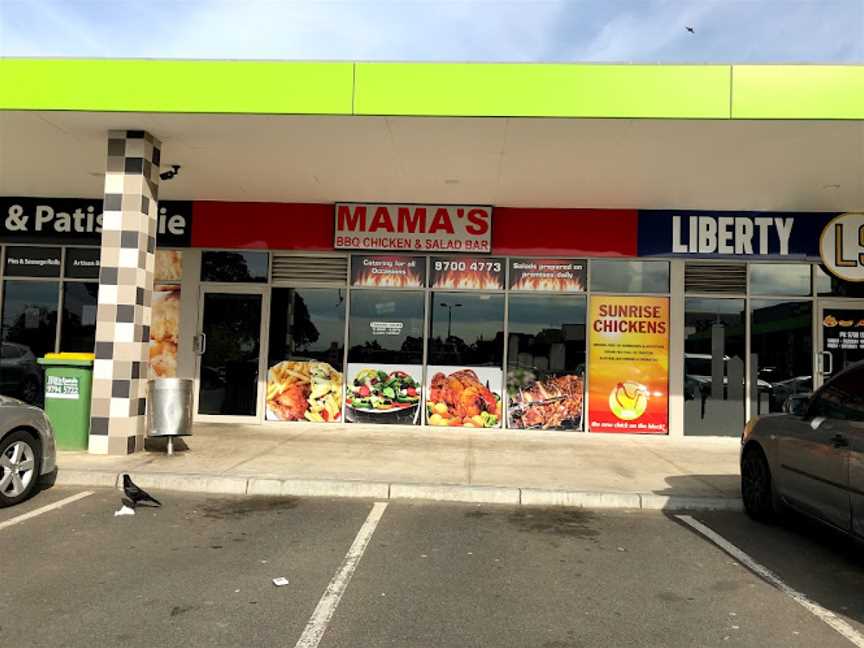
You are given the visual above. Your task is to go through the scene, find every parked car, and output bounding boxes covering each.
[740,361,864,538]
[0,395,56,507]
[0,342,44,406]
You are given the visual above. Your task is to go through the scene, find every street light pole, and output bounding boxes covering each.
[440,302,463,339]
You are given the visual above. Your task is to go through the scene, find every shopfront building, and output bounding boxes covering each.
[2,197,861,440]
[2,58,861,453]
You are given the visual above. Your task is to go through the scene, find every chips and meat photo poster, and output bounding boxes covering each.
[588,295,669,434]
[149,250,183,378]
[426,365,503,428]
[266,360,343,423]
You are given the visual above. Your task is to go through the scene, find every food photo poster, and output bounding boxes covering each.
[426,365,503,428]
[266,360,343,422]
[507,368,584,431]
[344,364,423,425]
[587,295,669,434]
[149,250,183,378]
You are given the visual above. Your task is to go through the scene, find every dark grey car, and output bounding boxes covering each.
[740,361,864,538]
[0,396,56,507]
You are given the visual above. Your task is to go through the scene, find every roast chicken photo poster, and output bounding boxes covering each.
[426,366,503,428]
[587,295,669,434]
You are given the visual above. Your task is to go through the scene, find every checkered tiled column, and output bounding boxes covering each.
[88,130,161,455]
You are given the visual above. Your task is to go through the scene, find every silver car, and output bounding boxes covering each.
[740,361,864,538]
[0,396,57,507]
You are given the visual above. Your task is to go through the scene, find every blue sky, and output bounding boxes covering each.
[0,0,861,63]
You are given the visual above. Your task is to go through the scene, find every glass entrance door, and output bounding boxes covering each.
[196,288,265,419]
[818,300,864,387]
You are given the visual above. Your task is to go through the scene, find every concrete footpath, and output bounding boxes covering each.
[54,424,743,511]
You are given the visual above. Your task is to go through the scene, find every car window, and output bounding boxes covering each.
[1,344,22,359]
[810,366,864,422]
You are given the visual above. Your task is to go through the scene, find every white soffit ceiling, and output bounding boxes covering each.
[0,110,861,211]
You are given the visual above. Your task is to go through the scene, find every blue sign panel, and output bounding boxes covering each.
[638,211,837,260]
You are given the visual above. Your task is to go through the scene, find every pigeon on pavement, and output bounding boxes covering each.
[122,474,162,507]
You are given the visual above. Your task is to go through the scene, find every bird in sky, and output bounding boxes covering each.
[122,473,162,508]
[685,26,695,33]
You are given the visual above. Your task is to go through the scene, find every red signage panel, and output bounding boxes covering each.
[493,208,637,257]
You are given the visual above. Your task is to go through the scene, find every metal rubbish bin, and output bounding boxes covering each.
[148,378,193,455]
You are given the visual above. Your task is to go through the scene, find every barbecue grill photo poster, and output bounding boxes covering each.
[507,367,584,430]
[426,365,503,428]
[587,295,669,434]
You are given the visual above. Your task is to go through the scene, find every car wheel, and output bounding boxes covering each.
[0,430,41,507]
[741,445,775,521]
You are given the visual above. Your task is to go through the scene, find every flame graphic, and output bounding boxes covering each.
[510,275,584,292]
[432,270,502,290]
[352,268,424,288]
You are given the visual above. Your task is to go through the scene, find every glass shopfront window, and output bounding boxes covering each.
[61,282,99,352]
[347,290,424,365]
[750,263,811,296]
[201,251,269,283]
[507,294,586,430]
[428,293,504,366]
[684,298,746,437]
[1,280,59,406]
[265,288,346,422]
[590,260,669,293]
[815,266,864,298]
[345,289,425,425]
[750,299,813,414]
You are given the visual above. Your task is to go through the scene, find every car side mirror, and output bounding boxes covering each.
[784,394,811,417]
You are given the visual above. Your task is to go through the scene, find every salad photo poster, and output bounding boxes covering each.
[426,366,503,428]
[345,364,423,425]
[587,295,669,434]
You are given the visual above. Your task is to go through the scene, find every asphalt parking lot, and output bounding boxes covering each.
[2,486,863,648]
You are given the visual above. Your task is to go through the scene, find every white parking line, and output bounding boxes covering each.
[0,490,95,532]
[295,501,388,648]
[677,514,864,648]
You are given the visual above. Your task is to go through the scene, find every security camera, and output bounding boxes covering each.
[159,164,181,181]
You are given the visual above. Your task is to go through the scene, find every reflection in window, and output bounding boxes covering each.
[590,261,669,293]
[750,300,812,414]
[1,280,59,406]
[814,266,864,298]
[268,288,346,369]
[749,264,811,296]
[428,292,504,366]
[347,290,424,365]
[684,298,746,437]
[812,367,864,422]
[507,294,586,430]
[201,251,269,282]
[61,282,99,352]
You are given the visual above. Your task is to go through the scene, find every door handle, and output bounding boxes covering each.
[831,433,849,448]
[195,333,206,355]
[821,351,833,376]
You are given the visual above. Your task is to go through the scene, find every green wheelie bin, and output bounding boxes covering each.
[37,352,95,451]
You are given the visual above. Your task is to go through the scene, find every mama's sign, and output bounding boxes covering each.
[334,203,492,253]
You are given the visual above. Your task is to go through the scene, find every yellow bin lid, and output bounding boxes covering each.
[44,352,96,361]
